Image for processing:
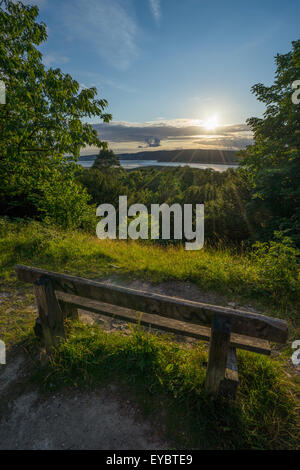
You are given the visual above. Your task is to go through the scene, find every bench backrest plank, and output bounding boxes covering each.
[56,291,271,355]
[15,265,288,343]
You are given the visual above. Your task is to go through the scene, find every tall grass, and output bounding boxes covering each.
[1,216,299,449]
[32,322,300,450]
[1,217,299,315]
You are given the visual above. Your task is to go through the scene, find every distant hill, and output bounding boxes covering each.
[79,149,238,164]
[118,149,238,163]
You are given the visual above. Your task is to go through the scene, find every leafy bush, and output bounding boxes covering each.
[250,232,299,297]
[38,173,96,231]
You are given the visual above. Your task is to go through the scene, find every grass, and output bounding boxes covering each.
[31,321,300,450]
[0,282,36,346]
[1,217,299,310]
[1,216,299,343]
[0,216,299,449]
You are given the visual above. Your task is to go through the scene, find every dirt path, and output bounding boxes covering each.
[0,352,168,450]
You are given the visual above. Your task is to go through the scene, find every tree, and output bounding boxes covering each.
[239,40,300,244]
[93,148,121,170]
[77,166,125,207]
[0,0,111,225]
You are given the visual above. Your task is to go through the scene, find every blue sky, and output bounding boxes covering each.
[30,0,300,153]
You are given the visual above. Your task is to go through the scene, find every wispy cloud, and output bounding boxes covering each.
[149,0,161,24]
[44,53,69,67]
[62,0,139,70]
[73,71,137,95]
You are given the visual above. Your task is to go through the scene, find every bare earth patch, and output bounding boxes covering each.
[0,352,168,450]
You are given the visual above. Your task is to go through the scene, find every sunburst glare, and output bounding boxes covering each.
[203,114,219,130]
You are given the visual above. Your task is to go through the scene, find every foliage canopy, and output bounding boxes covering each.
[0,0,111,226]
[239,40,300,244]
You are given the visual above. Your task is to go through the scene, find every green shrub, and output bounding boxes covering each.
[250,232,299,297]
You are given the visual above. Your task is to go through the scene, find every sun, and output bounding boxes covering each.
[203,114,219,130]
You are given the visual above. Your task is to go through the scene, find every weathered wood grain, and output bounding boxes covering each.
[33,276,65,352]
[58,299,79,321]
[220,347,239,398]
[55,291,271,355]
[205,315,232,394]
[15,264,288,343]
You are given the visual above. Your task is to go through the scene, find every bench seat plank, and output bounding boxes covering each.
[15,265,288,343]
[55,291,271,355]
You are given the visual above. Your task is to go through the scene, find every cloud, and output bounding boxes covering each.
[92,119,253,152]
[12,0,47,6]
[78,71,137,94]
[144,136,161,147]
[149,0,161,24]
[44,53,70,67]
[62,0,139,70]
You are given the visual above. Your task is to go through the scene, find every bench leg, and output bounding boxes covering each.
[33,316,43,339]
[205,314,232,396]
[58,300,79,321]
[219,347,239,399]
[34,276,65,353]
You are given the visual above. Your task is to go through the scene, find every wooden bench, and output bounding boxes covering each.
[15,264,289,399]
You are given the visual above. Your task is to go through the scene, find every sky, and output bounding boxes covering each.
[27,0,300,154]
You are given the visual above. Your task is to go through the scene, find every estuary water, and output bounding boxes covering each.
[79,158,238,172]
